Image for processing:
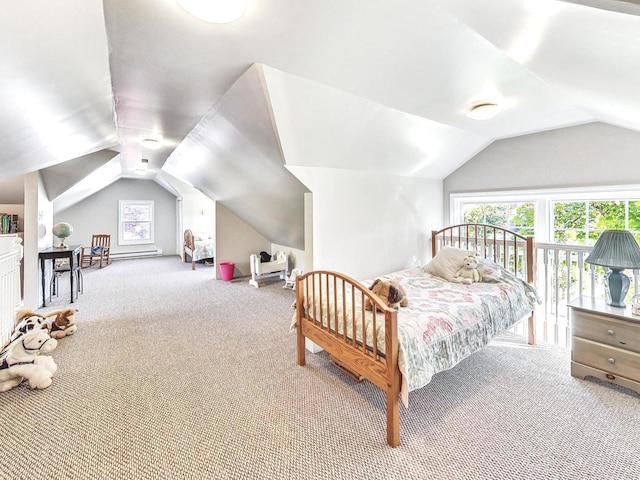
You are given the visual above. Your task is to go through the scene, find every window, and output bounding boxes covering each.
[119,200,154,245]
[452,186,640,245]
[553,200,640,245]
[461,201,535,236]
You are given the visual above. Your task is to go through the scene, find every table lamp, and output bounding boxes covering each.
[585,230,640,307]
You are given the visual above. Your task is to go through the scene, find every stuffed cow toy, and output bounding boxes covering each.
[0,329,58,392]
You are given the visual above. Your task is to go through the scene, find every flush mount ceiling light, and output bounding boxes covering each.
[467,102,502,120]
[140,138,162,149]
[176,0,246,23]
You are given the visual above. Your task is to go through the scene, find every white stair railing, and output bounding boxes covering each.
[534,241,638,348]
[0,237,23,349]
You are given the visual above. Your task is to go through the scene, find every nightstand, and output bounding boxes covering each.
[569,296,640,394]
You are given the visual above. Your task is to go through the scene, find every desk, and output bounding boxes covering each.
[39,245,81,307]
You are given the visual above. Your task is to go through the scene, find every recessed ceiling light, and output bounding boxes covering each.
[467,102,502,120]
[176,0,246,24]
[140,138,162,149]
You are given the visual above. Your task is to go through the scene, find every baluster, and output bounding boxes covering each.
[553,249,560,345]
[542,248,550,344]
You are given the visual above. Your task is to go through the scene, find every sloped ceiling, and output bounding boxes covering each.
[0,0,116,180]
[2,0,640,244]
[163,64,307,249]
[41,150,119,201]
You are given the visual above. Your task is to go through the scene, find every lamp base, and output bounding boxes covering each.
[605,268,630,308]
[56,238,67,249]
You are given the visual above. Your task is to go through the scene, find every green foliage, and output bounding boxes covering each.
[463,202,535,235]
[462,199,640,244]
[554,200,639,245]
[554,201,586,243]
[512,203,535,236]
[462,203,509,226]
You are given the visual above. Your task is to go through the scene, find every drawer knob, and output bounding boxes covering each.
[607,357,615,365]
[607,329,614,336]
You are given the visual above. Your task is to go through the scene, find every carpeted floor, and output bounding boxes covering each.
[1,257,638,480]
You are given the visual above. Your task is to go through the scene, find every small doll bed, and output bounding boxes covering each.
[183,229,215,270]
[294,223,537,447]
[249,251,287,288]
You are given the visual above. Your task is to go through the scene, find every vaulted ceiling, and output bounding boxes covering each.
[1,0,639,247]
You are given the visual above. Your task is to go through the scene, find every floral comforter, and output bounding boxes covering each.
[376,266,538,392]
[296,263,539,394]
[190,239,215,261]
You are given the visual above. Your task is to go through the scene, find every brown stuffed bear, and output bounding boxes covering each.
[365,278,409,311]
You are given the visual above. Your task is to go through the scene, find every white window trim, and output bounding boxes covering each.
[118,200,154,246]
[451,184,640,244]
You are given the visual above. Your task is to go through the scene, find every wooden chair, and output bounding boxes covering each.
[81,234,111,268]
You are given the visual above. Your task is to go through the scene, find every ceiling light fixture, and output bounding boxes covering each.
[140,138,163,149]
[467,102,502,120]
[176,0,246,24]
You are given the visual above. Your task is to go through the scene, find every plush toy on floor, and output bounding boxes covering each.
[42,308,78,339]
[10,310,48,343]
[365,278,409,311]
[0,329,58,392]
[12,307,78,340]
[452,255,481,285]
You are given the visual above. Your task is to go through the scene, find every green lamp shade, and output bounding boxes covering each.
[585,230,640,307]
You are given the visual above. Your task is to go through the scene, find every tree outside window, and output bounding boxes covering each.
[461,202,535,236]
[553,200,640,245]
[455,194,640,245]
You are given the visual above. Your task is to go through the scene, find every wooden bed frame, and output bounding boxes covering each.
[295,224,536,447]
[183,229,197,270]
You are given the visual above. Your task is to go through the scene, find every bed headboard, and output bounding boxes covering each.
[431,223,535,285]
[184,229,194,250]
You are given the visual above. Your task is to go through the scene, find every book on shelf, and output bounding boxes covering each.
[0,214,19,234]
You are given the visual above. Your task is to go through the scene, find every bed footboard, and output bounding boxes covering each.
[295,270,401,447]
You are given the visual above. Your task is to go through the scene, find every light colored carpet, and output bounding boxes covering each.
[1,257,638,480]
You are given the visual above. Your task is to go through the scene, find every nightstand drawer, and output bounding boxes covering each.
[571,310,640,353]
[572,337,640,382]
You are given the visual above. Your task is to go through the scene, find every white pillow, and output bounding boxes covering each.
[423,246,475,281]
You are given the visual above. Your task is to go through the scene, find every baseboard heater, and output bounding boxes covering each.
[111,248,163,260]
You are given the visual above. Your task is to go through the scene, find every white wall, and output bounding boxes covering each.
[215,202,270,279]
[182,192,215,240]
[443,122,640,215]
[288,166,442,280]
[271,242,304,274]
[54,178,177,256]
[24,172,53,309]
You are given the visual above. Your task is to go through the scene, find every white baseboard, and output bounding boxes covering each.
[111,248,163,260]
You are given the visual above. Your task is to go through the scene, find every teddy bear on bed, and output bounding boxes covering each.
[365,278,409,311]
[452,255,481,285]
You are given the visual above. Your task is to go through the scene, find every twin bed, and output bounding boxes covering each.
[294,224,538,447]
[183,229,215,270]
